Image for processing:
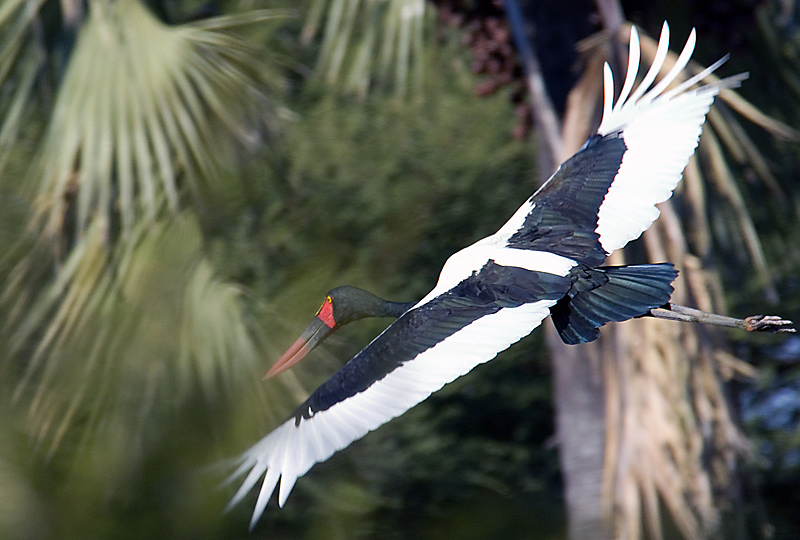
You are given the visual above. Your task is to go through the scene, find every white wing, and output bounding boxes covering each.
[227,300,555,529]
[594,22,745,254]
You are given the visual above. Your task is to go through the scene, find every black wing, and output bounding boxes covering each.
[506,135,627,267]
[298,262,570,418]
[227,263,570,524]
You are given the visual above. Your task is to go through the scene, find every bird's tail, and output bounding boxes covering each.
[551,263,678,345]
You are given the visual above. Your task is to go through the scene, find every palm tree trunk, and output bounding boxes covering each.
[503,3,758,539]
[549,330,613,540]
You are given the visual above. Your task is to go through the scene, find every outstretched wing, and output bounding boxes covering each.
[493,23,745,267]
[227,264,570,529]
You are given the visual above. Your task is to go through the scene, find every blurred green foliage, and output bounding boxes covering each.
[0,2,564,539]
[212,22,566,539]
[1,1,800,539]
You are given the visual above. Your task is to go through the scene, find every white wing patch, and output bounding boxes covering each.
[227,300,555,529]
[595,22,745,255]
[415,241,575,308]
[493,198,535,241]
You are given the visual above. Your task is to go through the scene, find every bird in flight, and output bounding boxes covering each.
[226,23,771,529]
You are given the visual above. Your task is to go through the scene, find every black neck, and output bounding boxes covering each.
[384,300,416,318]
[328,286,416,323]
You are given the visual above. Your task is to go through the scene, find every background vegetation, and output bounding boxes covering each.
[0,1,799,539]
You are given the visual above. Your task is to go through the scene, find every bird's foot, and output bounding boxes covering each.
[743,315,796,333]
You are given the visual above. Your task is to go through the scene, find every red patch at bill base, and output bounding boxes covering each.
[317,298,336,328]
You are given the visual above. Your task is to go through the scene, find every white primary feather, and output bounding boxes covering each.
[228,300,555,528]
[595,22,745,254]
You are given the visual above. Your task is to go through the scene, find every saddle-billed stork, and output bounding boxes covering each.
[227,23,777,528]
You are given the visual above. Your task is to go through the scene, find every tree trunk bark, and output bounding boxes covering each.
[549,329,613,540]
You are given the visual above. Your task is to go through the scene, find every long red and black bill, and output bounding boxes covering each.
[264,298,337,379]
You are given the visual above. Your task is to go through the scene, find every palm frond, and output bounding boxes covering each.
[596,23,789,539]
[303,0,428,98]
[0,0,48,171]
[0,0,294,467]
[545,22,790,540]
[178,259,259,400]
[32,0,279,239]
[189,8,297,30]
[3,212,263,457]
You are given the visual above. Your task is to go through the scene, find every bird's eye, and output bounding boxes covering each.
[326,295,333,304]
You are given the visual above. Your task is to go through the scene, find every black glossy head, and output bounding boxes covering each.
[264,286,414,378]
[326,286,414,325]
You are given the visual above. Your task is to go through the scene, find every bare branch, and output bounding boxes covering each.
[649,304,796,333]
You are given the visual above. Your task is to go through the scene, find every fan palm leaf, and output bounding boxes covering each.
[303,0,428,97]
[6,212,266,458]
[0,0,288,459]
[0,0,48,170]
[24,0,284,238]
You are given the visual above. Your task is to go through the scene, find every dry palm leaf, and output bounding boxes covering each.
[540,20,789,540]
[591,23,785,540]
